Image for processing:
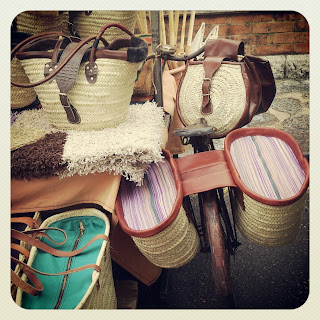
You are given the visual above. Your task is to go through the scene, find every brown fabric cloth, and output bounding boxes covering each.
[11,132,67,180]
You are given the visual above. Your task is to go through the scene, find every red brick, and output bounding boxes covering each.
[230,14,253,24]
[294,42,309,53]
[218,24,252,36]
[195,15,230,25]
[294,20,309,32]
[251,44,293,55]
[250,13,274,23]
[272,32,309,44]
[253,21,293,34]
[229,34,272,46]
[272,11,304,21]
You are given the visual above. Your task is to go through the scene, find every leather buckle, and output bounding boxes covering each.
[59,93,81,124]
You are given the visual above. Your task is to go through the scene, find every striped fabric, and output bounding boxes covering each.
[120,160,177,230]
[230,135,305,200]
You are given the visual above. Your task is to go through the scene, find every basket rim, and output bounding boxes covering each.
[224,127,309,206]
[115,149,184,238]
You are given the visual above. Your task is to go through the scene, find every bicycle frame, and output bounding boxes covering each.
[150,11,238,306]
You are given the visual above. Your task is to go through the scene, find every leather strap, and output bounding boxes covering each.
[11,256,102,296]
[176,150,237,197]
[11,216,40,229]
[201,39,245,115]
[11,229,109,258]
[55,42,91,124]
[201,56,226,115]
[11,266,44,296]
[11,243,30,259]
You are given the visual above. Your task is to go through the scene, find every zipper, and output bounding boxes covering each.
[54,221,85,309]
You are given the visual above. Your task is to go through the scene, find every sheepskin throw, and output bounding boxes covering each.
[11,101,165,184]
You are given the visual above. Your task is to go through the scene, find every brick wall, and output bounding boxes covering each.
[159,11,309,56]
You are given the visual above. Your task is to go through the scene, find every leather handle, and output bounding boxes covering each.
[89,23,134,63]
[11,33,97,88]
[11,229,109,258]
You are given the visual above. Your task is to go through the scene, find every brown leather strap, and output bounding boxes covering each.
[11,229,109,258]
[55,42,91,124]
[11,34,97,88]
[11,243,30,259]
[201,56,226,115]
[23,227,67,245]
[11,257,102,296]
[176,150,237,197]
[11,266,44,296]
[11,216,40,229]
[201,38,245,115]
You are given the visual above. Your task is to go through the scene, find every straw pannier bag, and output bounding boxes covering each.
[224,128,309,247]
[12,24,148,131]
[13,208,117,309]
[11,32,37,109]
[177,39,276,138]
[14,11,65,34]
[116,149,200,268]
[69,11,137,43]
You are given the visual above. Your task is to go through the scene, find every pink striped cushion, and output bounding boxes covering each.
[230,135,305,200]
[119,160,177,230]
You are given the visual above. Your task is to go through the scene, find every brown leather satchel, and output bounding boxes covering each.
[176,38,276,138]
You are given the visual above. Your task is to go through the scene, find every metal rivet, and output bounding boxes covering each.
[49,68,53,72]
[90,77,94,81]
[90,69,92,73]
[45,64,49,68]
[94,65,97,69]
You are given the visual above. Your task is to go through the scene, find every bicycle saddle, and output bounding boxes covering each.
[173,118,216,137]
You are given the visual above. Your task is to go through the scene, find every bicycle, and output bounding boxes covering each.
[148,11,241,307]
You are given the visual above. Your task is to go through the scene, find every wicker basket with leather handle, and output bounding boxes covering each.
[224,127,309,247]
[11,23,148,131]
[116,149,200,268]
[13,208,117,309]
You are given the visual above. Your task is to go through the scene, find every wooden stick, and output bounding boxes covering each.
[174,11,180,47]
[160,11,166,45]
[185,10,196,55]
[139,11,148,34]
[160,11,169,70]
[176,10,187,67]
[136,13,143,34]
[168,11,175,46]
[179,10,187,50]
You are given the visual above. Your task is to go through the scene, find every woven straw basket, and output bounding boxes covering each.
[11,57,37,109]
[15,208,117,309]
[116,149,200,268]
[14,11,64,34]
[19,57,140,130]
[14,24,148,131]
[224,128,309,247]
[71,11,137,42]
[178,61,247,138]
